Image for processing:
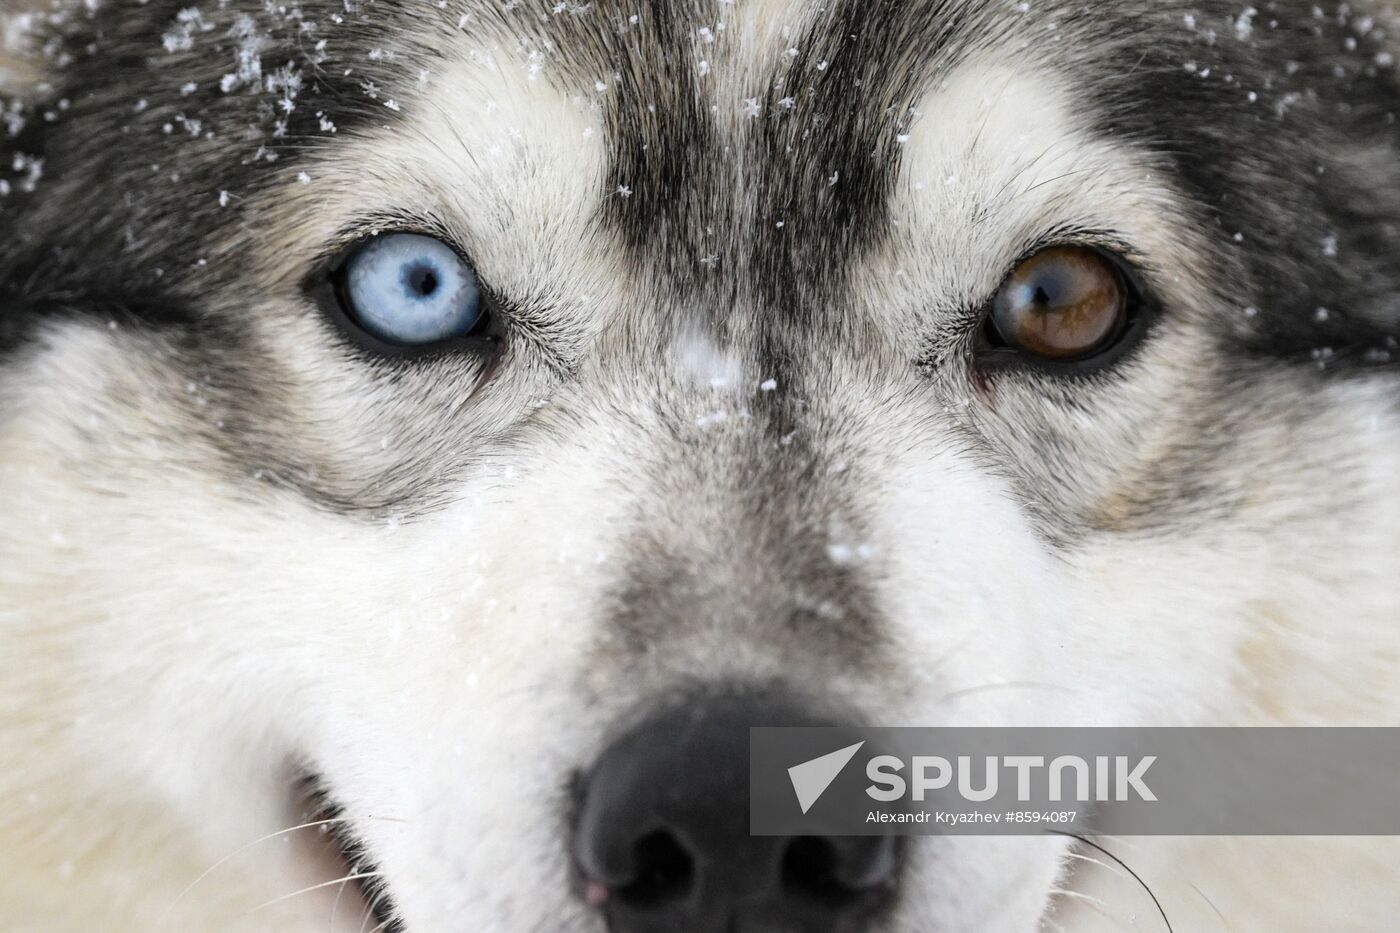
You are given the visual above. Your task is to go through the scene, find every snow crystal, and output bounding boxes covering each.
[219,13,269,94]
[759,379,778,392]
[742,98,761,118]
[1321,234,1339,257]
[161,7,212,54]
[615,184,632,197]
[173,113,201,136]
[10,153,42,192]
[1234,7,1257,41]
[1,102,24,138]
[826,542,878,566]
[673,331,743,391]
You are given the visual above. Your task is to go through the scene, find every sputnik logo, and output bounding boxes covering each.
[787,742,865,814]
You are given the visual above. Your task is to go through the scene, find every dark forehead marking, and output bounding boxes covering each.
[534,0,721,278]
[743,0,1001,295]
[486,1,1005,300]
[480,0,1020,406]
[5,0,1397,380]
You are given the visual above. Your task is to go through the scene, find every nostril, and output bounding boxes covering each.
[615,829,695,908]
[782,837,854,906]
[572,688,903,929]
[781,835,901,906]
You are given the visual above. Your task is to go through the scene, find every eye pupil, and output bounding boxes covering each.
[985,245,1133,364]
[404,263,440,298]
[336,232,486,347]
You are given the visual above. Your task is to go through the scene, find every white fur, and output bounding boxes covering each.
[3,20,1399,933]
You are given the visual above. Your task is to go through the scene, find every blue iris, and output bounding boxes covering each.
[342,233,483,345]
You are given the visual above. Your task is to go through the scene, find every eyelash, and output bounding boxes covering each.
[303,220,1156,376]
[305,228,507,362]
[970,240,1158,378]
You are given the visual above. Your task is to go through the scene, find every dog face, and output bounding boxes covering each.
[2,1,1399,930]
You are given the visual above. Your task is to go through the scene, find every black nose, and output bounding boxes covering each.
[571,688,901,933]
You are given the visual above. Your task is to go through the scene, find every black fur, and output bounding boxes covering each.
[4,1,1398,366]
[0,0,1396,527]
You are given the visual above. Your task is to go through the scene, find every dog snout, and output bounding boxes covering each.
[571,687,901,933]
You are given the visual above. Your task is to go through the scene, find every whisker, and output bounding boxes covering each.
[1063,850,1127,879]
[1051,832,1174,932]
[252,872,384,913]
[329,859,353,930]
[1190,881,1231,931]
[1048,888,1108,907]
[161,812,410,927]
[1047,884,1152,931]
[357,881,395,933]
[939,680,1076,703]
[161,817,354,926]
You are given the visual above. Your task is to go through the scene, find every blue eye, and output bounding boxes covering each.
[338,233,485,345]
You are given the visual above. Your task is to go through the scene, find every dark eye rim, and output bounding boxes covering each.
[972,243,1158,377]
[305,231,507,361]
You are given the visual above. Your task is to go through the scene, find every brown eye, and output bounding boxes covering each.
[985,246,1133,362]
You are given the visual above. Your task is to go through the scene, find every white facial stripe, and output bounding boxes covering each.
[695,0,821,132]
[249,49,621,346]
[6,5,1400,933]
[872,55,1211,348]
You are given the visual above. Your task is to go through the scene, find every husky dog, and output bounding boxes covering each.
[2,0,1398,930]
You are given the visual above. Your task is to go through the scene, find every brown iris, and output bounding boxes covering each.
[986,246,1130,361]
